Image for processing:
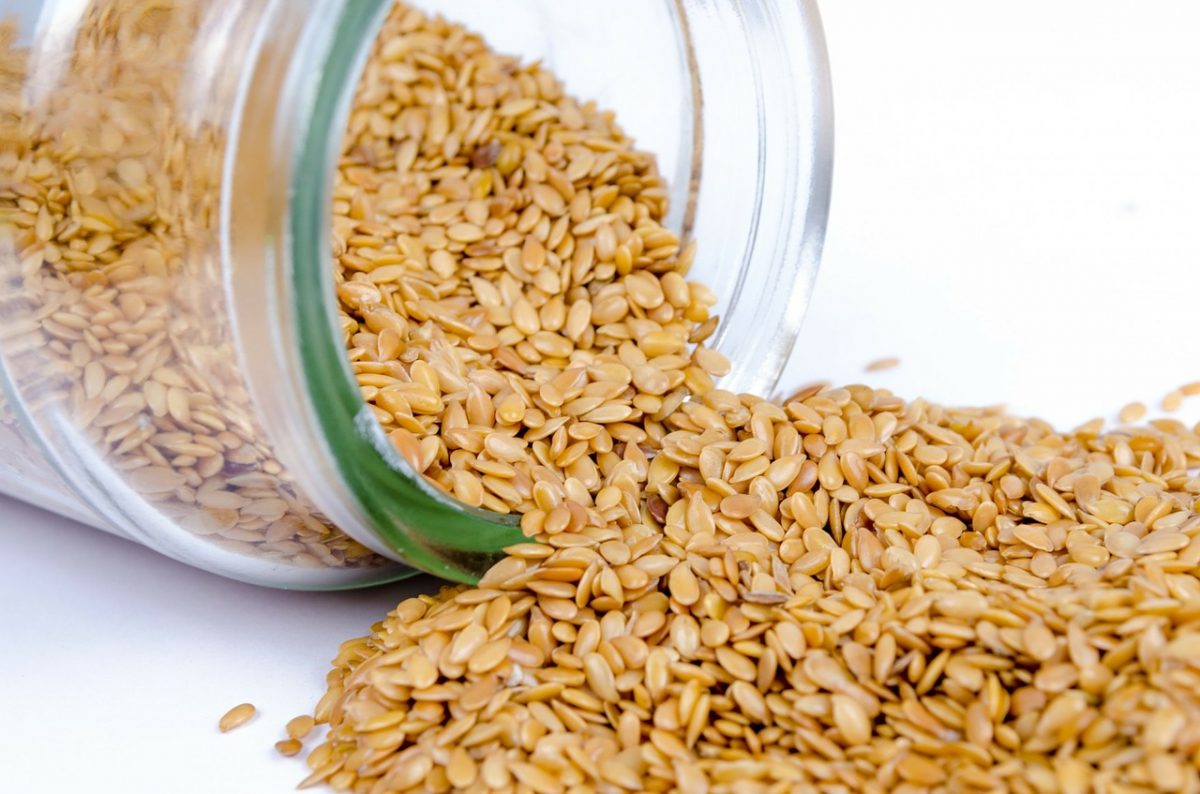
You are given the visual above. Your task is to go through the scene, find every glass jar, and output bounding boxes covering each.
[0,0,832,588]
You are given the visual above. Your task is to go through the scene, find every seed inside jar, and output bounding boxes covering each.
[298,4,1200,793]
[0,4,381,572]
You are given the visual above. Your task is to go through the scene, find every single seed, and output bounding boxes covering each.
[1162,390,1184,412]
[865,356,900,372]
[446,747,478,788]
[583,653,620,703]
[715,646,757,682]
[1118,401,1146,424]
[668,562,701,606]
[897,754,947,786]
[1023,621,1057,661]
[275,739,302,757]
[286,715,316,741]
[218,703,256,733]
[832,694,871,745]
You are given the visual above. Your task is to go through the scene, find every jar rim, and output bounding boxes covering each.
[290,0,526,584]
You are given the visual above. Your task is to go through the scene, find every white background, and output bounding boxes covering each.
[4,2,1200,792]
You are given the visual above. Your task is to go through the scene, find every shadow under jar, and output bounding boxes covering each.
[0,0,831,588]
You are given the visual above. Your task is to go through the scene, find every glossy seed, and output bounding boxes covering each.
[275,739,303,757]
[218,703,256,733]
[286,715,316,741]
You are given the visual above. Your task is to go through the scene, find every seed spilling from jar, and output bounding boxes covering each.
[300,3,1200,793]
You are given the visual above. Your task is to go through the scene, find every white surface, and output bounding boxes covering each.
[5,2,1200,792]
[1,496,436,792]
[792,1,1200,425]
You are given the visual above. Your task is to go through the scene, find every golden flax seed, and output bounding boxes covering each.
[218,703,256,733]
[275,739,303,757]
[1118,401,1147,423]
[285,715,316,742]
[864,356,900,373]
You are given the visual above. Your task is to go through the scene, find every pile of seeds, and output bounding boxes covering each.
[307,4,1200,793]
[0,5,379,570]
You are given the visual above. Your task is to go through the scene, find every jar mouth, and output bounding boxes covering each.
[291,0,526,584]
[287,0,833,582]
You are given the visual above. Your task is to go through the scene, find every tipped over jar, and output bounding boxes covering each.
[0,0,831,588]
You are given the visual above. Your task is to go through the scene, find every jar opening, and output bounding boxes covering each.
[290,0,525,584]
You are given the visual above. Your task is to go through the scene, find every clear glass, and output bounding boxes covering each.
[0,0,401,588]
[0,0,831,587]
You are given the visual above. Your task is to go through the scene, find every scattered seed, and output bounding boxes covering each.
[218,703,257,733]
[275,739,303,757]
[285,715,316,741]
[1118,401,1146,423]
[864,356,900,373]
